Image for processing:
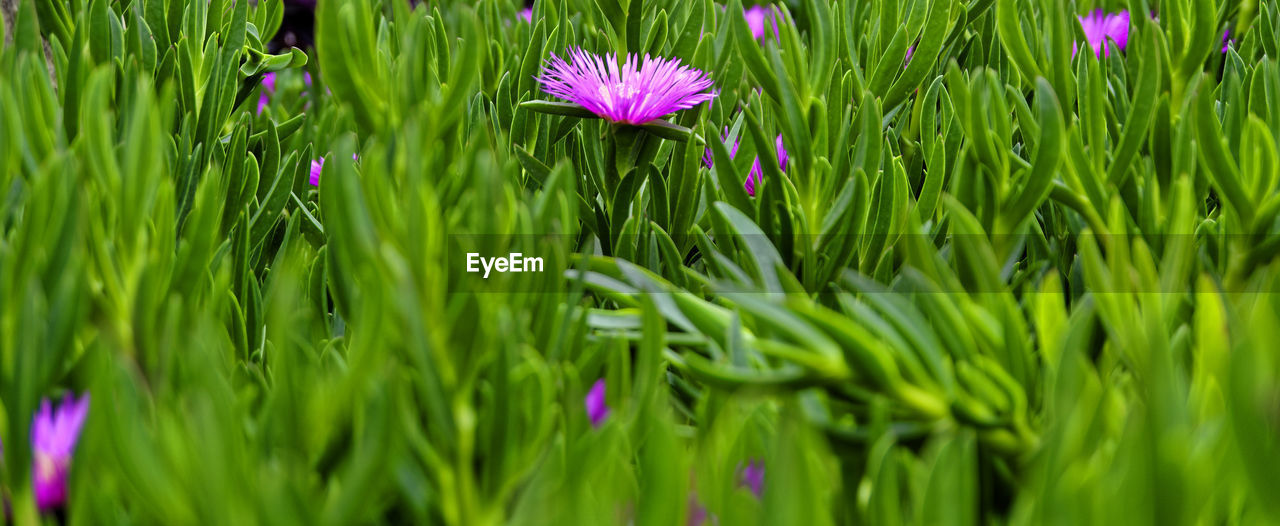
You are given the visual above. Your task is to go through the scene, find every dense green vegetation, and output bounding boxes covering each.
[2,0,1280,524]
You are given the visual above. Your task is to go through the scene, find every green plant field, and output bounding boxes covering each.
[2,0,1280,524]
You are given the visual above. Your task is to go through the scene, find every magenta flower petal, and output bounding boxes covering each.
[744,135,786,197]
[256,72,277,115]
[704,129,786,197]
[1102,11,1130,50]
[309,158,324,186]
[742,5,782,42]
[702,126,740,168]
[1076,10,1130,57]
[687,492,714,525]
[584,378,610,428]
[775,134,789,171]
[538,48,716,125]
[31,392,90,511]
[1221,29,1232,53]
[520,7,533,23]
[744,6,768,40]
[737,459,765,499]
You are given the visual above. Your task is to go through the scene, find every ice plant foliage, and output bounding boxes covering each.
[538,48,716,125]
[31,393,90,511]
[1075,10,1130,57]
[585,379,611,427]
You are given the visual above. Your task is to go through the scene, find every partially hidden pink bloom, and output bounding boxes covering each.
[257,72,277,115]
[743,5,782,41]
[744,135,788,197]
[1075,10,1130,57]
[520,7,533,23]
[309,158,324,186]
[585,378,610,428]
[703,129,788,197]
[904,43,917,67]
[744,6,767,39]
[1221,29,1232,53]
[737,459,765,499]
[309,153,359,186]
[538,48,716,125]
[31,393,90,511]
[687,492,716,525]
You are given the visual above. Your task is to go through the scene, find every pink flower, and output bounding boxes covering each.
[1075,10,1130,57]
[703,129,788,197]
[737,459,765,499]
[742,5,782,41]
[538,48,716,125]
[687,492,715,525]
[743,135,788,197]
[31,393,90,511]
[309,153,359,186]
[257,72,277,115]
[520,7,533,22]
[584,379,610,428]
[744,6,768,39]
[309,158,323,186]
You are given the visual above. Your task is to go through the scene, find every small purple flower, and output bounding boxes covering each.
[742,5,782,41]
[538,48,716,125]
[744,6,767,39]
[31,393,90,511]
[309,158,324,186]
[687,492,716,525]
[737,459,765,499]
[1221,29,1232,53]
[744,135,788,197]
[520,7,533,23]
[904,43,917,67]
[703,129,787,197]
[701,127,739,168]
[1075,10,1130,57]
[257,72,277,114]
[585,378,610,428]
[309,153,359,186]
